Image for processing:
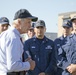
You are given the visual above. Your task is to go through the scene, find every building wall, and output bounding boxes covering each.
[58,11,76,37]
[58,15,63,37]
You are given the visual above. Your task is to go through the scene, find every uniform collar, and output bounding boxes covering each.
[33,36,48,43]
[69,33,76,38]
[59,36,65,40]
[59,35,68,40]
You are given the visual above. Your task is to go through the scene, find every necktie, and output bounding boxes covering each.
[20,37,24,61]
[20,38,23,44]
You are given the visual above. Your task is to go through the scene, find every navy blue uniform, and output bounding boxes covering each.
[24,36,56,75]
[54,36,70,75]
[55,34,76,75]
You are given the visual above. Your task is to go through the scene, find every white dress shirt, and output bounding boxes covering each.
[0,26,30,75]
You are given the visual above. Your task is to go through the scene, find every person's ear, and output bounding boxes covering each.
[17,19,22,29]
[17,19,21,25]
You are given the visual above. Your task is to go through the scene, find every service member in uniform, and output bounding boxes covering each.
[24,20,57,75]
[0,17,10,34]
[54,20,72,75]
[64,17,76,75]
[27,23,35,39]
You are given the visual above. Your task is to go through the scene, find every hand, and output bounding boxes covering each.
[25,57,31,61]
[39,72,45,75]
[72,71,76,75]
[28,59,35,70]
[66,64,76,73]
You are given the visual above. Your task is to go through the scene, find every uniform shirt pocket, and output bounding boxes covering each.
[30,46,39,54]
[45,45,52,54]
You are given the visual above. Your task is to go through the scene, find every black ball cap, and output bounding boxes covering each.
[14,9,38,22]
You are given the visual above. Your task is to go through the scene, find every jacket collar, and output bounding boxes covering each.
[33,36,48,43]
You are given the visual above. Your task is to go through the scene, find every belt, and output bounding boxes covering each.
[7,71,25,75]
[7,72,20,75]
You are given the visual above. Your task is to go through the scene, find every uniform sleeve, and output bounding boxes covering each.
[24,41,31,60]
[6,36,30,72]
[57,46,70,70]
[45,43,57,75]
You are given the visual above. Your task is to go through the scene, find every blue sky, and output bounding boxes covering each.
[0,0,76,32]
